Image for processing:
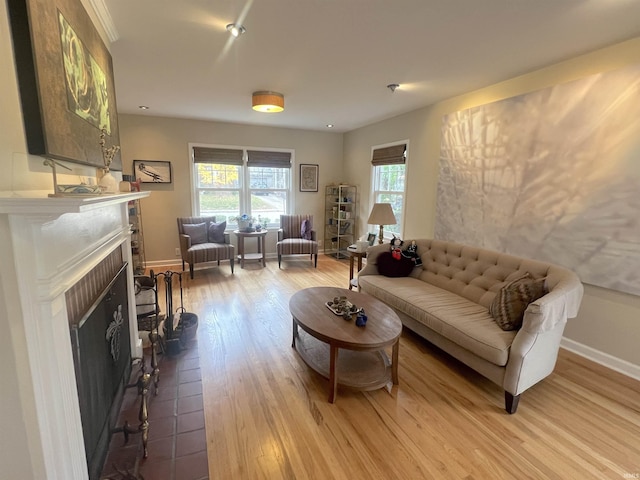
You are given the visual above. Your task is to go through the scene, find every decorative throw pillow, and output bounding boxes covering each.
[376,251,415,277]
[300,219,312,240]
[208,221,226,243]
[489,272,547,331]
[182,222,207,245]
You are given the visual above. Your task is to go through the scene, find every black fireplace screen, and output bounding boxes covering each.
[69,263,132,480]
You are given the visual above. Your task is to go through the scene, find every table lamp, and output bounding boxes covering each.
[367,203,397,244]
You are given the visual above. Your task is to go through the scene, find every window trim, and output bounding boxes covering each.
[369,140,409,240]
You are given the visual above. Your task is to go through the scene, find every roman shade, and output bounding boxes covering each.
[193,147,243,165]
[371,144,407,166]
[247,150,292,168]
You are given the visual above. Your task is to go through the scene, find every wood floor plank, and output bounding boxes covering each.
[159,256,640,479]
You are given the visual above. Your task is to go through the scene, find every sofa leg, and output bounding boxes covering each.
[189,263,194,280]
[505,391,520,414]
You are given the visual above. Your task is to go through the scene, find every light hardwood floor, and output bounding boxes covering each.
[169,255,640,479]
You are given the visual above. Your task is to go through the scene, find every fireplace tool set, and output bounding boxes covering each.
[112,270,198,463]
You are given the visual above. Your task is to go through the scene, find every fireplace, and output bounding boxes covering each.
[0,191,148,479]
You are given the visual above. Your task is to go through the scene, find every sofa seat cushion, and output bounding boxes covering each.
[359,275,517,366]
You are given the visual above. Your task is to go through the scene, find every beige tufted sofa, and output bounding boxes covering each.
[358,239,584,413]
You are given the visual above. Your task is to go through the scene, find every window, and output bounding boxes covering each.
[370,143,407,239]
[192,146,292,228]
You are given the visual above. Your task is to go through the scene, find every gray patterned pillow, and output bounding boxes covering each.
[489,272,547,331]
[182,222,207,245]
[208,221,226,243]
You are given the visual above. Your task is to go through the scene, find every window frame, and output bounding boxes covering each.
[189,144,294,229]
[369,140,409,240]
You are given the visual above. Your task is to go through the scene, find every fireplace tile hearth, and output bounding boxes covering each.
[100,341,208,480]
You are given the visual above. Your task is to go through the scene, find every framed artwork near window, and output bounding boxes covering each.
[300,164,319,192]
[133,160,172,184]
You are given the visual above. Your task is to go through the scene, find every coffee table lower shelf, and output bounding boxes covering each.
[293,329,392,392]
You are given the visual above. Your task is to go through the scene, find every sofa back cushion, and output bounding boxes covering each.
[409,239,552,308]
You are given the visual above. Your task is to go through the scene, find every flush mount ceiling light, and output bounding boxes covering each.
[226,23,246,37]
[387,83,400,92]
[252,91,284,113]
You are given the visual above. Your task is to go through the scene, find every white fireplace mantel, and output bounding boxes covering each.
[0,190,149,480]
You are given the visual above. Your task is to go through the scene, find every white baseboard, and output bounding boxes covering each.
[144,259,182,268]
[561,337,640,381]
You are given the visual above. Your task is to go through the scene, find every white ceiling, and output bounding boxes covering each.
[102,0,640,133]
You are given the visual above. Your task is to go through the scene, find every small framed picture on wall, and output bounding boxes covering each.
[300,164,318,192]
[133,160,172,184]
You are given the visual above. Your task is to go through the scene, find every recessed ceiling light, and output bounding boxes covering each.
[226,23,246,38]
[326,124,334,128]
[138,105,149,110]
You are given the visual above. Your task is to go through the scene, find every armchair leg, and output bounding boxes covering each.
[230,258,234,274]
[278,254,282,268]
[189,263,194,280]
[314,253,318,268]
[182,260,185,272]
[505,391,520,414]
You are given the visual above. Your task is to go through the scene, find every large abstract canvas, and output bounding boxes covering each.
[437,65,640,296]
[7,0,122,170]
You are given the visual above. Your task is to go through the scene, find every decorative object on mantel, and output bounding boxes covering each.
[98,128,121,193]
[44,158,102,197]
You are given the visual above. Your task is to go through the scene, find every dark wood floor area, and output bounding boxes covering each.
[107,254,640,479]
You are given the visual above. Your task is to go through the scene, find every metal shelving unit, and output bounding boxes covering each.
[324,184,357,259]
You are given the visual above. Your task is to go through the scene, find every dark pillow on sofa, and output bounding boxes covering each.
[208,221,226,243]
[182,222,207,245]
[489,272,547,331]
[377,251,415,277]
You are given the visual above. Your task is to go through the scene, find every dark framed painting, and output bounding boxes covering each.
[7,0,122,170]
[133,160,172,184]
[299,164,319,192]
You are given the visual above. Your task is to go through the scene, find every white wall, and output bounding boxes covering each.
[343,36,640,372]
[118,114,343,264]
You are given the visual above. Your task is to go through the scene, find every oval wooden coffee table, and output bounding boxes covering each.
[290,286,402,403]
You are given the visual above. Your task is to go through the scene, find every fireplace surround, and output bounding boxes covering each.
[0,190,148,479]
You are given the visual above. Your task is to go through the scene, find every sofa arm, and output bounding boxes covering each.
[522,274,584,333]
[504,322,565,395]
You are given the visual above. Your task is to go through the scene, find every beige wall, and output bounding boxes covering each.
[118,114,343,264]
[343,37,640,370]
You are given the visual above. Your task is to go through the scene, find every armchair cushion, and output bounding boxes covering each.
[208,221,227,243]
[182,222,207,244]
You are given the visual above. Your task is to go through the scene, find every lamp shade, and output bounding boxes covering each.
[367,203,397,226]
[252,91,284,113]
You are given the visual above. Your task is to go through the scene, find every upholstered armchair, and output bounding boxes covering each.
[276,214,318,268]
[177,216,235,279]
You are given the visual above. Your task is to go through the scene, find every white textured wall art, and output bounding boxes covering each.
[437,65,640,296]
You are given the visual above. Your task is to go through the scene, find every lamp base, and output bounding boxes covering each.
[378,225,384,245]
